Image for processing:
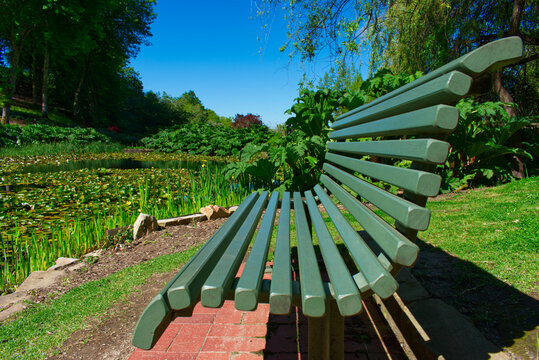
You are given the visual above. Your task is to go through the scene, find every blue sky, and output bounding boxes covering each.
[130,1,310,128]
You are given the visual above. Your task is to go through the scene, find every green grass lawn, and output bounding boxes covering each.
[423,176,538,294]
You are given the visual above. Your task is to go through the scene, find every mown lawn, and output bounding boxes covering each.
[423,176,538,294]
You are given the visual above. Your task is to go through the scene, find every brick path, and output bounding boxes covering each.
[129,300,269,360]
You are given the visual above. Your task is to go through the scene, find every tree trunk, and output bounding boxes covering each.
[1,29,22,125]
[42,49,50,118]
[73,55,90,122]
[492,70,517,118]
[32,54,39,105]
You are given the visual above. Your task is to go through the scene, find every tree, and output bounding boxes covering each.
[0,0,42,124]
[258,0,537,111]
[259,0,537,178]
[232,113,265,128]
[0,0,156,125]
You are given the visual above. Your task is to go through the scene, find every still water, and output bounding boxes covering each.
[18,158,217,174]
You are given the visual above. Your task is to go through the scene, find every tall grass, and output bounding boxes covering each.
[0,164,250,294]
[0,141,124,157]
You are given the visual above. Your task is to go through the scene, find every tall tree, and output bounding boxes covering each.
[0,0,42,124]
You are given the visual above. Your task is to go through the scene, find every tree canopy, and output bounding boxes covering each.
[258,0,538,115]
[0,0,156,125]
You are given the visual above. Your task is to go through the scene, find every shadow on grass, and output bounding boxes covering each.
[411,238,539,356]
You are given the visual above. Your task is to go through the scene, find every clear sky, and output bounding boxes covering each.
[130,1,311,128]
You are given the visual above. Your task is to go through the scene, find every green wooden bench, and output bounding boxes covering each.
[132,37,523,359]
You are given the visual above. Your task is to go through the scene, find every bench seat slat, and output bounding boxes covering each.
[323,164,431,230]
[166,192,260,310]
[325,153,442,197]
[331,71,472,130]
[330,105,458,140]
[313,185,398,299]
[269,192,293,315]
[235,191,280,311]
[327,139,450,164]
[293,191,326,317]
[321,175,419,267]
[333,37,522,126]
[200,192,269,308]
[304,190,363,316]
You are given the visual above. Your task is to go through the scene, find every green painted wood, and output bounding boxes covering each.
[166,192,260,310]
[304,190,363,316]
[131,294,171,349]
[332,71,472,130]
[269,192,293,315]
[321,175,419,266]
[235,191,279,311]
[200,192,269,308]
[323,164,431,230]
[333,37,522,126]
[330,105,458,140]
[325,153,442,197]
[327,139,451,164]
[133,235,216,349]
[313,185,398,299]
[293,191,326,317]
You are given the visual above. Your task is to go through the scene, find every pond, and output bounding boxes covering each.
[16,158,219,174]
[0,153,248,293]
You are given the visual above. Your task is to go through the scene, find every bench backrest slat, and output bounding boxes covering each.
[325,153,442,197]
[313,185,398,299]
[200,192,269,308]
[327,139,451,164]
[322,165,431,230]
[235,191,280,311]
[330,104,458,140]
[320,175,419,267]
[269,192,292,315]
[304,190,363,316]
[333,37,522,128]
[293,191,326,317]
[332,71,472,130]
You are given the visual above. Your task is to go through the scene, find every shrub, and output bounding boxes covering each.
[140,123,272,157]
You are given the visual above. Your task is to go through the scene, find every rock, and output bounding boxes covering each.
[158,213,207,227]
[17,270,65,292]
[200,205,231,220]
[106,225,131,238]
[84,249,103,258]
[133,213,160,240]
[48,257,79,271]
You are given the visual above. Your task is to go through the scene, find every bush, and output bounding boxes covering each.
[0,124,110,147]
[140,123,273,157]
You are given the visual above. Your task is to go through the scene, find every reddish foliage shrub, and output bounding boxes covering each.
[232,113,265,128]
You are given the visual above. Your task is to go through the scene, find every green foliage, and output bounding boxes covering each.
[141,123,273,157]
[0,141,123,157]
[225,88,340,191]
[440,99,535,191]
[0,123,111,147]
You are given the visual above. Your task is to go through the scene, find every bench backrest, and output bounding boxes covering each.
[319,37,523,284]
